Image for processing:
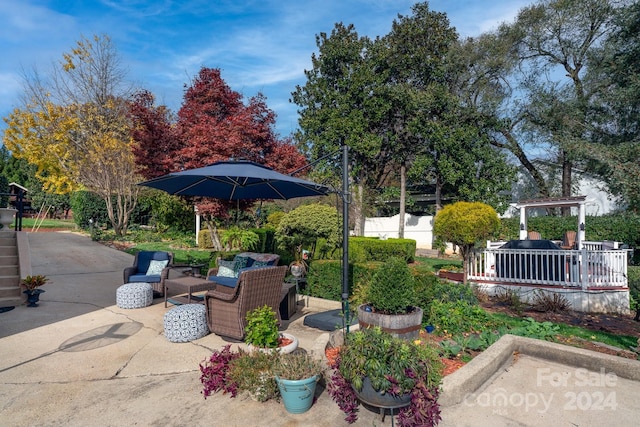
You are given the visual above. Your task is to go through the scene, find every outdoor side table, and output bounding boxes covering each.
[164,276,218,307]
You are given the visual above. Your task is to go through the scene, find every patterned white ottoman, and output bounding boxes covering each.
[116,282,153,309]
[163,304,209,343]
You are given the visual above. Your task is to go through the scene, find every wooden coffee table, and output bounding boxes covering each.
[164,276,217,307]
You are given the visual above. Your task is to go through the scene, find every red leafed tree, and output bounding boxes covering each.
[128,90,183,179]
[176,67,309,249]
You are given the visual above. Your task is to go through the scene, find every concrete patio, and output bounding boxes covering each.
[0,231,638,426]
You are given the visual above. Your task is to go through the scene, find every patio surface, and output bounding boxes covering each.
[0,231,638,426]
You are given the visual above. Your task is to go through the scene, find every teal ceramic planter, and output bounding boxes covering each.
[275,375,318,414]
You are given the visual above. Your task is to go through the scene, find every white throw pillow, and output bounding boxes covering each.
[217,260,237,278]
[146,259,168,276]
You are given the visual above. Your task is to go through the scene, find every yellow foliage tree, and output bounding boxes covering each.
[2,35,140,236]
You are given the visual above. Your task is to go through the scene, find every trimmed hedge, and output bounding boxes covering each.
[348,237,416,263]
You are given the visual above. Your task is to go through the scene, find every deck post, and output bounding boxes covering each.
[580,248,589,290]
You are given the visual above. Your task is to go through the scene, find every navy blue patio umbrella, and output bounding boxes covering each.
[138,160,330,200]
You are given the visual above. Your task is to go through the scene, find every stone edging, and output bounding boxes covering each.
[439,333,640,406]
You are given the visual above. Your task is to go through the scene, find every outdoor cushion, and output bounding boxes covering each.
[136,251,171,274]
[236,252,279,265]
[129,274,161,283]
[208,276,238,288]
[146,259,168,276]
[232,255,251,276]
[217,260,236,278]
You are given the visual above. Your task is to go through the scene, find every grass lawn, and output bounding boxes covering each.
[16,218,77,230]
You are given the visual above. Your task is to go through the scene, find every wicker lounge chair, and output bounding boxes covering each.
[205,265,288,340]
[123,251,174,296]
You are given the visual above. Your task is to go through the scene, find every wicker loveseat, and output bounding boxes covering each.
[205,265,288,340]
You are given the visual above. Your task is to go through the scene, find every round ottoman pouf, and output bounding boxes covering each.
[163,304,209,343]
[116,282,153,309]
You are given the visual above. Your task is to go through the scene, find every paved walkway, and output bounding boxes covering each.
[0,232,639,427]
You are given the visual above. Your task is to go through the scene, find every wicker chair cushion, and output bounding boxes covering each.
[128,274,161,283]
[209,276,238,288]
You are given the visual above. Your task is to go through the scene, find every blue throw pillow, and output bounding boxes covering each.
[232,256,250,277]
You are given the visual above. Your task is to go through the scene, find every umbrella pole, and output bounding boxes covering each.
[341,144,350,334]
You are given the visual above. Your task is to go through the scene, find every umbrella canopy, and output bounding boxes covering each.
[138,160,330,200]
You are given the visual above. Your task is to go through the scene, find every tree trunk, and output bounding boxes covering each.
[561,152,573,216]
[435,175,443,212]
[398,162,406,238]
[352,183,365,236]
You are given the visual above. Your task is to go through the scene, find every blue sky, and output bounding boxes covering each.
[1,0,530,137]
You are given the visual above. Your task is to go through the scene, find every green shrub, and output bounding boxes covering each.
[349,237,416,263]
[426,300,493,335]
[366,257,416,314]
[0,175,8,208]
[276,203,341,260]
[628,266,640,320]
[70,190,109,229]
[244,305,279,349]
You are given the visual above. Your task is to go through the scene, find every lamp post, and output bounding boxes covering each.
[341,144,351,332]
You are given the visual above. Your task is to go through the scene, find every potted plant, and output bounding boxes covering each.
[244,305,298,354]
[20,275,49,307]
[228,349,279,402]
[328,327,443,426]
[357,257,423,340]
[272,351,326,414]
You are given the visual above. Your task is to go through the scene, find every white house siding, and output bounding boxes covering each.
[364,214,434,249]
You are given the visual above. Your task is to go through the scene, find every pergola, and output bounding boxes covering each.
[514,196,587,249]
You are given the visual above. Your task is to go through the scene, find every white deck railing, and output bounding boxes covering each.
[468,247,629,289]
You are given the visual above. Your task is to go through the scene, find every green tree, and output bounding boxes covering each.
[433,201,500,283]
[275,204,340,260]
[378,1,459,226]
[584,2,640,210]
[292,23,388,235]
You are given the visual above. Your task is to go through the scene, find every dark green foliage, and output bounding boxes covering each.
[70,190,109,229]
[349,237,416,263]
[276,203,340,260]
[0,175,9,208]
[366,257,416,314]
[140,190,194,233]
[628,266,640,321]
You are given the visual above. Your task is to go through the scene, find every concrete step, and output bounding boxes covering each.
[0,295,24,308]
[0,275,20,288]
[0,255,18,266]
[0,285,21,299]
[0,265,18,276]
[0,236,17,246]
[0,247,17,257]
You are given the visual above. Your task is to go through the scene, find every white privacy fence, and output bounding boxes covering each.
[468,247,630,289]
